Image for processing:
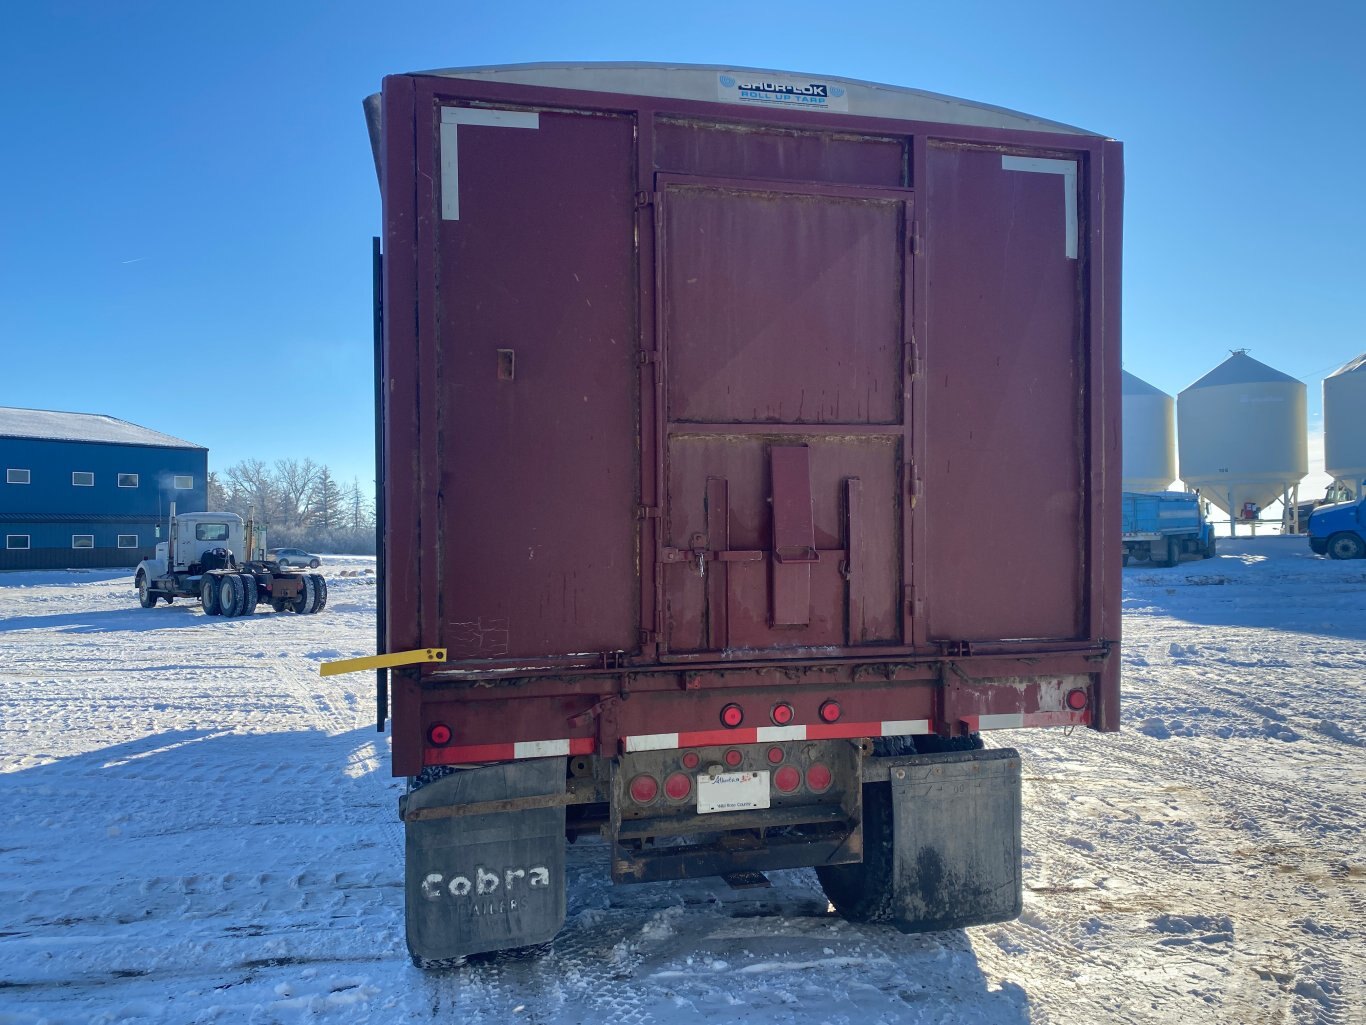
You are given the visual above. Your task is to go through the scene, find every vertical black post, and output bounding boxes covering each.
[373,236,388,732]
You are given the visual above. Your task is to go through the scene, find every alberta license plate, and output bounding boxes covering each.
[696,771,771,814]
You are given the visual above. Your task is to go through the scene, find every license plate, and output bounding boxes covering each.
[696,771,770,814]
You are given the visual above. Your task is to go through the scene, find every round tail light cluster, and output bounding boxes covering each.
[629,774,659,804]
[720,703,745,728]
[819,700,842,723]
[770,702,795,725]
[664,773,692,801]
[1066,688,1090,711]
[681,751,701,770]
[774,765,802,793]
[766,746,785,764]
[723,748,744,768]
[427,723,452,746]
[806,763,833,793]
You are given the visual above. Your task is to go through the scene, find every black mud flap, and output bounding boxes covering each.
[888,747,1022,932]
[403,758,567,963]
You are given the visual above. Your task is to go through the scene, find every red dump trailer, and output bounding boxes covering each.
[364,62,1122,966]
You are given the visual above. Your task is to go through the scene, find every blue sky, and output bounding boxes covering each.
[2,1,1363,494]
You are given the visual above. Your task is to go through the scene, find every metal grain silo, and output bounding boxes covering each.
[1122,371,1176,491]
[1177,351,1307,523]
[1324,353,1366,498]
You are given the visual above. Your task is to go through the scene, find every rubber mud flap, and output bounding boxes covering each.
[887,747,1022,932]
[404,757,567,963]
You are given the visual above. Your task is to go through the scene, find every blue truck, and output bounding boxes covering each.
[1307,496,1366,559]
[1122,491,1216,567]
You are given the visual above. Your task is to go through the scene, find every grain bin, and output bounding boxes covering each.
[1122,371,1176,491]
[1324,353,1366,499]
[1177,351,1307,523]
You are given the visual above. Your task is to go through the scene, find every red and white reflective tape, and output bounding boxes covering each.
[622,719,932,754]
[426,736,595,766]
[426,709,1089,765]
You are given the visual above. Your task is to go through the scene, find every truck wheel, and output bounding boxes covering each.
[270,598,288,613]
[219,573,245,617]
[200,576,221,615]
[1156,537,1179,567]
[1327,532,1366,560]
[309,573,328,613]
[1122,552,1130,567]
[1203,537,1217,559]
[293,574,317,615]
[816,781,896,922]
[239,573,259,615]
[136,573,157,608]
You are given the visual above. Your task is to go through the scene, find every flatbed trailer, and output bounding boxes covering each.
[361,62,1123,965]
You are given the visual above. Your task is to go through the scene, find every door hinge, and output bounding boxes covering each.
[636,191,655,209]
[637,505,661,519]
[638,350,659,365]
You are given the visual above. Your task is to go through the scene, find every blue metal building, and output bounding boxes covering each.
[0,407,208,570]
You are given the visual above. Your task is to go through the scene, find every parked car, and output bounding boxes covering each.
[268,548,320,568]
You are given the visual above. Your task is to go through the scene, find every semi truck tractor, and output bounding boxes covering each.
[133,508,327,616]
[348,62,1123,967]
[1307,495,1366,559]
[1121,491,1216,566]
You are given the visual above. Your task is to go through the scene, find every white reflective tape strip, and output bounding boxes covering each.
[623,733,680,753]
[1001,155,1078,259]
[976,713,1026,730]
[880,719,931,735]
[440,108,540,220]
[755,725,808,742]
[513,739,570,758]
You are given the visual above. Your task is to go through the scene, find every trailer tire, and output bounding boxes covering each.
[816,781,897,923]
[219,573,245,618]
[200,576,221,615]
[292,574,317,615]
[1327,532,1366,560]
[309,573,327,613]
[238,573,258,615]
[136,572,157,608]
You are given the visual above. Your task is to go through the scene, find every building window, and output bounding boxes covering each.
[6,535,29,550]
[118,534,139,548]
[72,535,94,549]
[6,469,29,484]
[118,473,139,488]
[72,471,94,487]
[174,475,193,489]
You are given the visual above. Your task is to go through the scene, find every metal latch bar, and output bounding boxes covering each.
[320,647,447,677]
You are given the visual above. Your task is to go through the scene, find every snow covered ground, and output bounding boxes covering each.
[1,541,1362,1024]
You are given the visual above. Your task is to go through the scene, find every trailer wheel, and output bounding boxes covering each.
[309,573,328,613]
[816,781,896,922]
[1327,532,1366,560]
[219,573,245,617]
[292,574,317,615]
[200,576,221,615]
[136,573,157,608]
[239,573,259,615]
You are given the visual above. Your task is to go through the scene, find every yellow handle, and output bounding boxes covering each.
[319,647,447,677]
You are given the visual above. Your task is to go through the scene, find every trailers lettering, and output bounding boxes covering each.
[421,865,550,902]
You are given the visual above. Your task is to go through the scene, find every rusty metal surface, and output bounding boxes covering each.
[378,72,1123,776]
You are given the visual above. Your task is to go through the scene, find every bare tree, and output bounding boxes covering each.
[274,458,322,528]
[223,459,280,524]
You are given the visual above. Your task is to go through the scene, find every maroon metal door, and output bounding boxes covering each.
[655,176,911,655]
[432,106,640,663]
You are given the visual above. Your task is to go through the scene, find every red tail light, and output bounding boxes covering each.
[427,723,452,746]
[767,746,785,764]
[806,763,833,793]
[681,751,700,770]
[724,748,743,768]
[774,765,801,793]
[720,703,745,728]
[770,702,795,725]
[629,774,659,804]
[1066,688,1089,710]
[819,700,842,723]
[664,773,692,800]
